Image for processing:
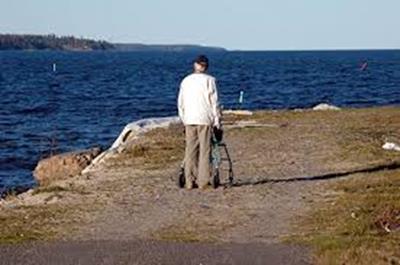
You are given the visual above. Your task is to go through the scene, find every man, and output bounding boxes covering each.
[178,55,220,189]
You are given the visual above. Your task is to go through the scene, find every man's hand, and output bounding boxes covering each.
[213,126,224,142]
[213,117,221,129]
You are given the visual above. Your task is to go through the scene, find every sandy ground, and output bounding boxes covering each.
[2,108,400,264]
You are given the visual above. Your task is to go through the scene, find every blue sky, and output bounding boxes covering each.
[0,0,399,50]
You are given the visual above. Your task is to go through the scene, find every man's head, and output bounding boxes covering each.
[193,55,209,73]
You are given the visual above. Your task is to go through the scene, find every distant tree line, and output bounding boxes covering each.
[0,34,115,51]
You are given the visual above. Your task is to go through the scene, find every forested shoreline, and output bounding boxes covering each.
[0,34,114,51]
[0,34,227,52]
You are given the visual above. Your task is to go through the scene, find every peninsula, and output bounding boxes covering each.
[1,106,399,264]
[0,34,227,52]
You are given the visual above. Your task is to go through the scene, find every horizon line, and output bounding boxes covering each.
[1,32,399,52]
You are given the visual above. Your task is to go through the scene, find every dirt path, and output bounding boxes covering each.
[71,131,317,244]
[73,110,366,244]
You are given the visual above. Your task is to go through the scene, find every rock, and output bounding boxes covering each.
[33,147,102,186]
[225,120,280,129]
[44,194,63,204]
[81,149,116,175]
[223,109,253,116]
[17,189,34,201]
[383,142,400,152]
[111,117,181,149]
[312,103,341,111]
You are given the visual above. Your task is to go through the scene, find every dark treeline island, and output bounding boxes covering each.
[0,34,227,52]
[0,34,114,51]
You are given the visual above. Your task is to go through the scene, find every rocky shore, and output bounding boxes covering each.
[1,106,400,264]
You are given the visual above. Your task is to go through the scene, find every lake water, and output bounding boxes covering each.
[1,50,400,193]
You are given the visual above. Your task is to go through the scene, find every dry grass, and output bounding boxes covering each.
[31,184,91,196]
[0,184,98,245]
[0,204,86,244]
[109,124,185,170]
[31,185,70,195]
[294,169,400,265]
[152,226,210,243]
[282,107,400,264]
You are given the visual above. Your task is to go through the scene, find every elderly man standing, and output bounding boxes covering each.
[178,55,220,189]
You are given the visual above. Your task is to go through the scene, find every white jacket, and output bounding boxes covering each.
[178,73,220,127]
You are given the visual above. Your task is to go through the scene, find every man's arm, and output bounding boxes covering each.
[177,84,185,123]
[209,77,221,128]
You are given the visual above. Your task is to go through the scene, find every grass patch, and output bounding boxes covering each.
[109,124,185,170]
[293,169,400,265]
[31,184,91,196]
[0,204,84,244]
[32,185,69,195]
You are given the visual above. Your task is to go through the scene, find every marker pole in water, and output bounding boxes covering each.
[360,61,368,71]
[238,90,244,109]
[52,63,57,73]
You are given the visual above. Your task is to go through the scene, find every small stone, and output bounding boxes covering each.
[199,203,210,209]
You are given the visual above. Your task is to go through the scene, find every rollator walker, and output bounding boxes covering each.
[177,127,234,189]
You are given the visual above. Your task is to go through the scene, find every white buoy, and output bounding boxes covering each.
[239,90,244,104]
[238,90,244,109]
[52,63,57,72]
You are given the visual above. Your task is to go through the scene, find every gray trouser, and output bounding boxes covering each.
[184,125,212,188]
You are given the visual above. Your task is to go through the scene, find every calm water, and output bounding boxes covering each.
[1,50,400,193]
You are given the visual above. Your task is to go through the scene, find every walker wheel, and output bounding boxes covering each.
[228,171,234,186]
[212,171,220,189]
[177,167,185,188]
